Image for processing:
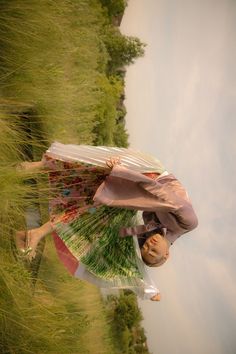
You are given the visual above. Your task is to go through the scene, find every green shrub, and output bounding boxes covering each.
[100,0,128,18]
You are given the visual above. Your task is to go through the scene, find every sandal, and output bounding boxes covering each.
[15,230,35,260]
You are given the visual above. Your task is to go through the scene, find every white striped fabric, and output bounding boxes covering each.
[46,142,165,173]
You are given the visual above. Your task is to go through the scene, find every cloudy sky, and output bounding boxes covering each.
[121,1,236,353]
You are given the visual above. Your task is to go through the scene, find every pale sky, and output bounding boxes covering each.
[121,1,236,353]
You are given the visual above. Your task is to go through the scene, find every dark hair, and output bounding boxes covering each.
[145,227,164,238]
[138,227,164,248]
[139,228,167,267]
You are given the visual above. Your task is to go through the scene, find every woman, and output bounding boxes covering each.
[17,142,198,301]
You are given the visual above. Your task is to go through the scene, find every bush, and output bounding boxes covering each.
[100,0,127,18]
[105,292,151,353]
[93,74,123,145]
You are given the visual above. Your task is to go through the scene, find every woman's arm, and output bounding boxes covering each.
[109,164,161,184]
[110,165,198,231]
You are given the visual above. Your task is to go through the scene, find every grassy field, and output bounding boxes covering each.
[0,0,132,353]
[0,0,132,147]
[0,0,108,144]
[0,108,118,354]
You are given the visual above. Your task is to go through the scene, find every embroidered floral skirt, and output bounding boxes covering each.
[44,154,142,285]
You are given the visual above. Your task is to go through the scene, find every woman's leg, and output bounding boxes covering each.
[19,160,44,171]
[16,221,53,259]
[27,221,53,249]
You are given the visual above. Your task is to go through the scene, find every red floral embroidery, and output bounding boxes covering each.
[143,172,160,180]
[61,208,79,223]
[45,155,109,226]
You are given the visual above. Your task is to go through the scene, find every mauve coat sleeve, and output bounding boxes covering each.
[93,165,198,239]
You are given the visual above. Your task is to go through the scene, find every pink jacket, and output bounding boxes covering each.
[93,165,198,244]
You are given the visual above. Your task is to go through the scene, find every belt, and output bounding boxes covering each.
[119,221,167,238]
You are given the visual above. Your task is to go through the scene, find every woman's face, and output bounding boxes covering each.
[141,234,170,266]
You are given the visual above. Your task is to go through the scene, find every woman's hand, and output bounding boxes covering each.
[150,293,161,301]
[106,157,121,169]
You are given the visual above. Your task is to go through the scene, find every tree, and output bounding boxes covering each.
[114,293,143,330]
[103,28,146,72]
[113,122,129,147]
[100,0,127,18]
[105,293,151,354]
[93,74,123,145]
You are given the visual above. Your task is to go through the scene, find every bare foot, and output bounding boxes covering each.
[15,229,42,260]
[151,293,161,301]
[26,229,43,260]
[15,231,27,251]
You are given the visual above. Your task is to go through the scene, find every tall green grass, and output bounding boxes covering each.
[0,106,116,354]
[0,0,147,351]
[0,0,110,144]
[0,0,126,352]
